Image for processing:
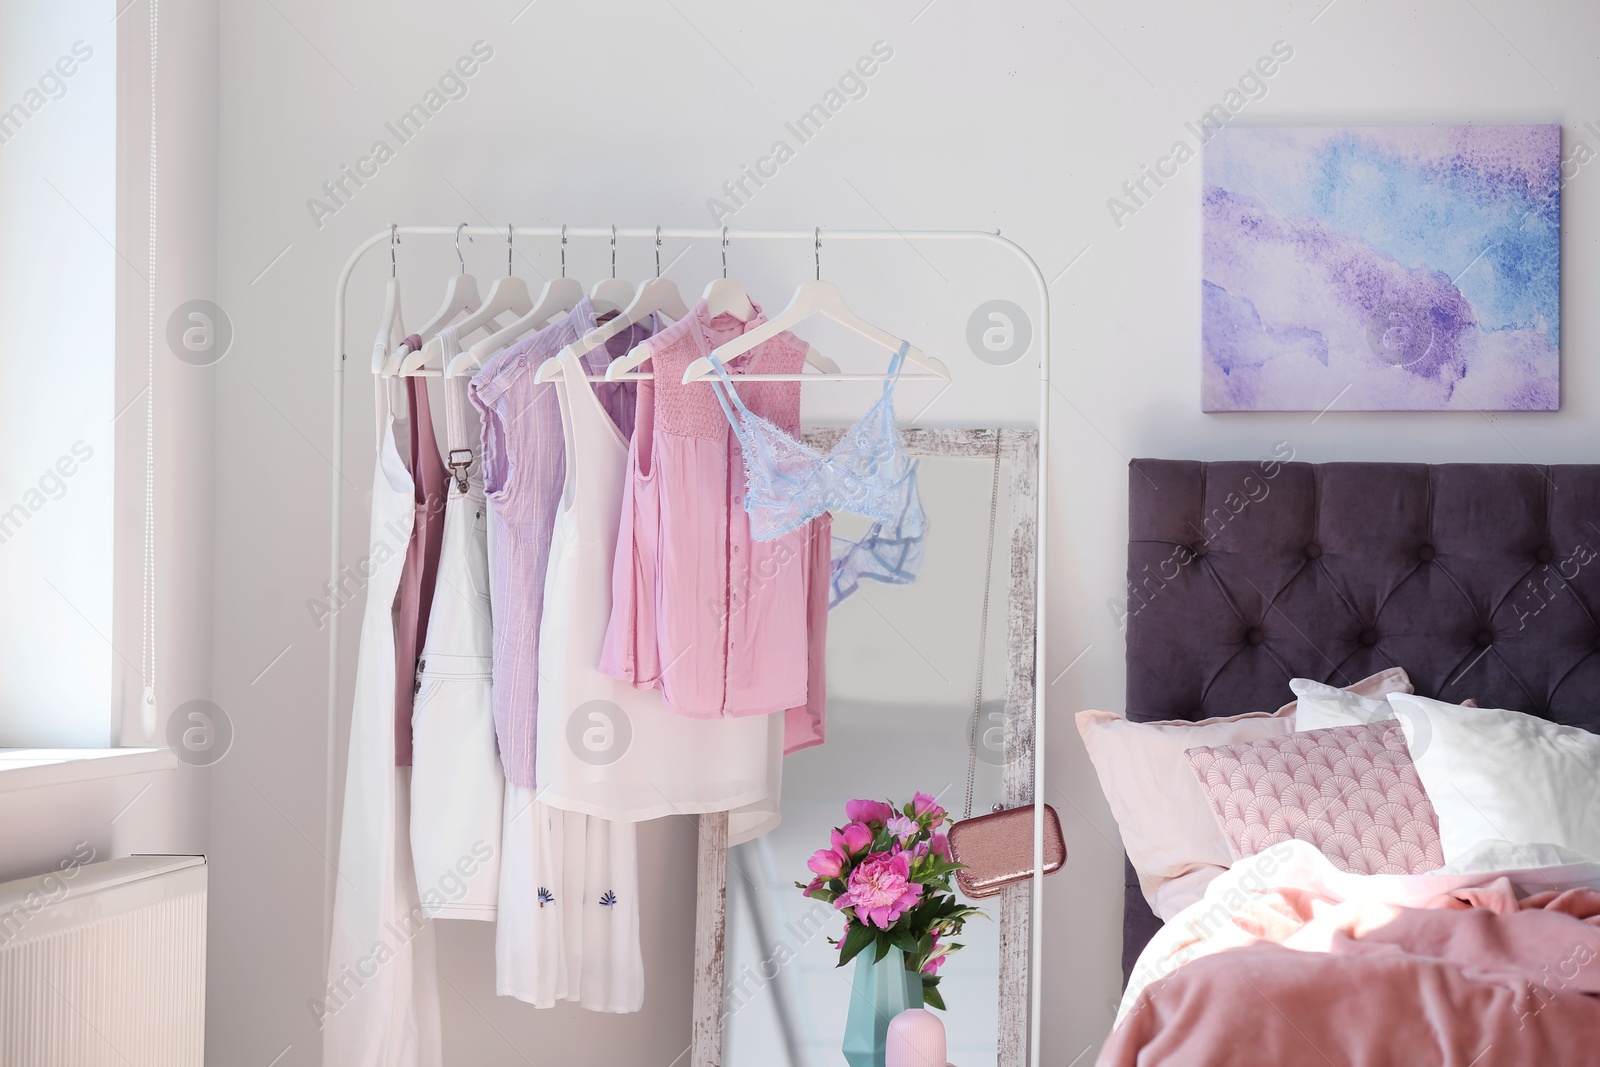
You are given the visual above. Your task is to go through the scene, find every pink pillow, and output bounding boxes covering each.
[1185,720,1444,875]
[1075,668,1412,919]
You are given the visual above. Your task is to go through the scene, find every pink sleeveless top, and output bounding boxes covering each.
[599,300,827,752]
[394,374,447,767]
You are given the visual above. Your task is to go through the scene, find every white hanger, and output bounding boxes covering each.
[608,228,840,381]
[445,226,584,379]
[404,226,534,376]
[605,281,687,342]
[383,223,480,376]
[602,230,691,381]
[588,229,688,379]
[681,229,949,385]
[588,226,635,316]
[538,230,673,385]
[534,346,656,384]
[701,227,755,322]
[370,225,406,375]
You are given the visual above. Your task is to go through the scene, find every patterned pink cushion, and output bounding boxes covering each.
[1185,721,1444,875]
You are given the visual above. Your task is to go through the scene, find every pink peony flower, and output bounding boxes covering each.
[802,877,825,897]
[834,822,874,857]
[887,814,920,844]
[808,848,846,879]
[921,934,940,979]
[835,851,923,929]
[846,799,897,826]
[911,792,946,827]
[929,832,951,859]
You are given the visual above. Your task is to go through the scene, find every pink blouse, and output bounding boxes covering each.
[600,301,826,752]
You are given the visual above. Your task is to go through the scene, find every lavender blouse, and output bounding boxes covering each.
[469,299,649,788]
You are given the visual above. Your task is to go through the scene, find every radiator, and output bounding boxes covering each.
[0,854,206,1067]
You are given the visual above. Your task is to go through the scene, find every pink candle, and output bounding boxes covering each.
[886,1008,947,1067]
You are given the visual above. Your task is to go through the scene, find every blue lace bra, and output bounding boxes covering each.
[827,474,925,608]
[707,340,927,605]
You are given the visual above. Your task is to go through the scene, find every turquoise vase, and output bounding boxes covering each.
[842,946,925,1067]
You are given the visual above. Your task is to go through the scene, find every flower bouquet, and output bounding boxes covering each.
[797,792,984,1011]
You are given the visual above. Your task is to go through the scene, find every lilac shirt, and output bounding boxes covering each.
[470,299,649,788]
[599,300,827,751]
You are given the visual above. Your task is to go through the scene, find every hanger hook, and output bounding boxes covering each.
[611,225,618,279]
[721,227,729,279]
[560,225,567,279]
[814,226,821,281]
[455,222,471,275]
[506,224,513,277]
[390,223,398,277]
[655,226,662,278]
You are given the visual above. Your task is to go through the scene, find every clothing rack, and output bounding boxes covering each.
[328,225,1052,1067]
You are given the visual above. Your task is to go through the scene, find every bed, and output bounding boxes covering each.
[1103,457,1600,1064]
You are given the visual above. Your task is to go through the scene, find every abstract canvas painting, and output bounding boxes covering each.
[1202,125,1560,411]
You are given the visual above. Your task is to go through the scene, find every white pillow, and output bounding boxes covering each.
[1436,839,1598,875]
[1297,685,1600,863]
[1291,676,1448,758]
[1289,677,1395,728]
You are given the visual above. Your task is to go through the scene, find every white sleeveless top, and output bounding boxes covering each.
[325,371,442,1067]
[535,344,777,823]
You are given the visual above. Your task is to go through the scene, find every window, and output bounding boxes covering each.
[0,3,119,747]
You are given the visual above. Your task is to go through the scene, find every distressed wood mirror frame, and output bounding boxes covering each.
[689,426,1040,1067]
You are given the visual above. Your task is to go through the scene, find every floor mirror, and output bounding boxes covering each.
[689,428,1040,1067]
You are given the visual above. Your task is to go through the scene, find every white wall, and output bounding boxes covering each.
[205,1,1600,1063]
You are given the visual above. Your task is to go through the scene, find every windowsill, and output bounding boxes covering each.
[0,748,179,794]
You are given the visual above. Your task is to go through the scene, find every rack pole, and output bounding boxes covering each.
[327,226,1052,1067]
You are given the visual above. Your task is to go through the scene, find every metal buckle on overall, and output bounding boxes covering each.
[447,449,474,494]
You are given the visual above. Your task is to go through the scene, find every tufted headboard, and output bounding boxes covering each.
[1121,458,1600,979]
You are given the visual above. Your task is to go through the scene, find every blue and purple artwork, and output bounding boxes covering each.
[1202,125,1560,411]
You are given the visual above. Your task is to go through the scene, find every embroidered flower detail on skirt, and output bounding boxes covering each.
[598,890,618,907]
[538,887,554,908]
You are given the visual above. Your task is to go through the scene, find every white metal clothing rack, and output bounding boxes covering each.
[327,225,1052,1066]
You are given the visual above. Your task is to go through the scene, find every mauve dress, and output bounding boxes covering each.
[393,372,447,767]
[599,300,828,754]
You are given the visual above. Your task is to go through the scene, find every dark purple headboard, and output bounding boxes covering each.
[1122,458,1600,980]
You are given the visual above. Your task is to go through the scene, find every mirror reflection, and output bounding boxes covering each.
[722,452,1021,1066]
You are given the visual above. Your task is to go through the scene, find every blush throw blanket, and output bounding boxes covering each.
[1103,841,1600,1067]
